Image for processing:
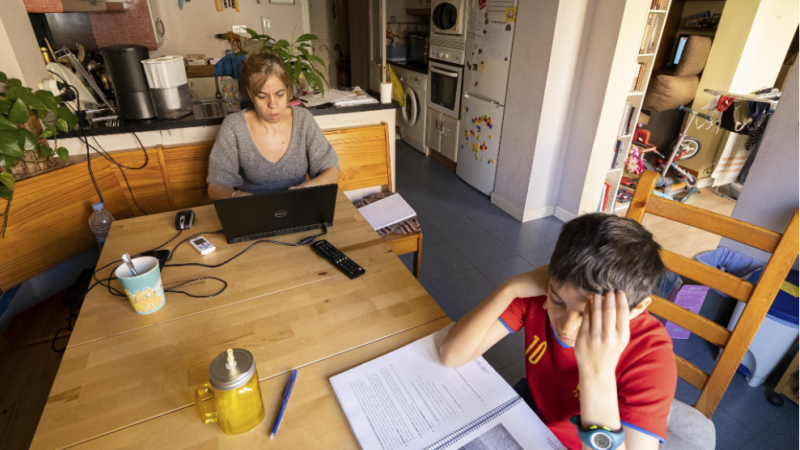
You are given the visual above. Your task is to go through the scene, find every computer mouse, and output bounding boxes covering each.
[175,210,195,230]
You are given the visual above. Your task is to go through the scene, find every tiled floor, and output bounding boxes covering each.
[392,139,798,450]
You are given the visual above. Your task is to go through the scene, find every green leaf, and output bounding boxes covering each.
[0,172,14,190]
[306,54,326,68]
[297,46,310,58]
[0,100,11,115]
[16,90,45,111]
[0,130,23,158]
[272,39,290,50]
[0,185,13,199]
[8,99,28,124]
[54,119,69,132]
[297,43,312,49]
[39,142,52,158]
[66,113,79,130]
[0,155,15,171]
[0,115,17,131]
[0,72,7,83]
[245,27,260,39]
[233,50,249,59]
[40,126,57,139]
[56,146,69,162]
[37,109,49,121]
[34,90,59,112]
[296,33,319,43]
[271,47,291,60]
[17,128,37,152]
[6,79,21,88]
[292,61,302,81]
[55,105,72,123]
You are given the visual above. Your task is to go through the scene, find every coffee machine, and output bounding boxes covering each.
[100,44,156,120]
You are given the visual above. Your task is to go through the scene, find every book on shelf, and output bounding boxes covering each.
[329,326,567,450]
[639,12,662,54]
[599,182,611,212]
[611,140,624,170]
[650,0,664,10]
[618,102,633,137]
[631,63,646,92]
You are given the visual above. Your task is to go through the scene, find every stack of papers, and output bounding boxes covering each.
[357,194,416,230]
[332,87,378,107]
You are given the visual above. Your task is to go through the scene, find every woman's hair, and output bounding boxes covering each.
[238,51,295,99]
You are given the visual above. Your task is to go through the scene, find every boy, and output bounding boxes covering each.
[439,214,677,450]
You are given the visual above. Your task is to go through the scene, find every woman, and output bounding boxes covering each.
[207,52,340,199]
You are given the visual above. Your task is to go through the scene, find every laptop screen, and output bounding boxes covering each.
[214,184,338,243]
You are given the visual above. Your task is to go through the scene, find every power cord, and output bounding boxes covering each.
[48,71,149,214]
[51,226,328,352]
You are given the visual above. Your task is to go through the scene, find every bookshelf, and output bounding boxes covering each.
[600,0,672,213]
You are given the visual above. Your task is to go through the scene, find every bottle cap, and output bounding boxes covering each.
[208,348,256,391]
[92,202,105,211]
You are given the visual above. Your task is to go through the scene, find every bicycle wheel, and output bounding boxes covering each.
[669,136,702,160]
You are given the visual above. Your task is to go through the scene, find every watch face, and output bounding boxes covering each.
[592,432,612,450]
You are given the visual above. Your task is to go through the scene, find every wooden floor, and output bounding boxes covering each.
[0,188,737,450]
[616,187,737,259]
[0,291,71,450]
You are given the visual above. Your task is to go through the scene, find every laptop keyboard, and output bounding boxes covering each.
[228,223,331,244]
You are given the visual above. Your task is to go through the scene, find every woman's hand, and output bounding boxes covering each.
[290,167,340,190]
[575,290,630,378]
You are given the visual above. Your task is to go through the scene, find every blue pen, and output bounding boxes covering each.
[270,370,298,439]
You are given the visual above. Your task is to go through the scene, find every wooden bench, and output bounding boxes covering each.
[0,122,421,292]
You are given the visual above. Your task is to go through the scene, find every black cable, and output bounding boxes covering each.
[165,277,227,298]
[165,227,328,269]
[51,75,150,214]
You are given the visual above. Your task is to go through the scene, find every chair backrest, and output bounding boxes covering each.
[325,122,392,192]
[627,170,799,418]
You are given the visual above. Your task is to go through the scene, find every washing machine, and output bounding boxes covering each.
[394,65,428,154]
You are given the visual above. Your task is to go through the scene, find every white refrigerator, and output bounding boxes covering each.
[456,0,518,195]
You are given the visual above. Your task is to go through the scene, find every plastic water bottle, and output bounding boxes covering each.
[89,202,115,249]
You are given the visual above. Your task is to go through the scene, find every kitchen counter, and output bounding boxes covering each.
[65,92,398,138]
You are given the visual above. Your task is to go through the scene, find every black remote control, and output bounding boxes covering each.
[311,240,366,280]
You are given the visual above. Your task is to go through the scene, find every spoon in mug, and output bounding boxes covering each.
[122,253,139,276]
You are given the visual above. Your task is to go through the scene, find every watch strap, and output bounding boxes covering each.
[570,415,625,450]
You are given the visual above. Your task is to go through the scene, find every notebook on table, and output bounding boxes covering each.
[330,326,566,450]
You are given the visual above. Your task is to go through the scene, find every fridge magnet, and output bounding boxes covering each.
[481,158,484,162]
[466,107,469,112]
[478,49,483,54]
[477,134,482,140]
[469,130,475,136]
[466,62,471,70]
[461,145,464,149]
[475,81,479,86]
[473,143,479,152]
[478,62,485,73]
[489,135,493,139]
[490,159,495,164]
[478,0,486,10]
[505,7,516,22]
[477,126,481,132]
[506,24,512,31]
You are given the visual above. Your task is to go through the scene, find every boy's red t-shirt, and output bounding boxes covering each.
[499,295,676,450]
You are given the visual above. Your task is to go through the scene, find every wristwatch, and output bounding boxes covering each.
[570,415,625,450]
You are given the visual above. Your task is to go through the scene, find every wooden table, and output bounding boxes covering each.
[31,191,449,450]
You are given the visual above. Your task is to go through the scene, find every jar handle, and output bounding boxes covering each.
[195,383,218,424]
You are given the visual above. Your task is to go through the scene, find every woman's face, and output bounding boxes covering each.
[250,74,289,123]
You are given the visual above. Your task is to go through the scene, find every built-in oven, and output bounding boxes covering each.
[427,59,463,119]
[431,0,466,37]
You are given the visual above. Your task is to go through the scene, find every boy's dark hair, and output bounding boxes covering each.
[548,213,664,307]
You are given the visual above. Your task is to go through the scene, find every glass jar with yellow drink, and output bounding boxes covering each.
[195,348,265,434]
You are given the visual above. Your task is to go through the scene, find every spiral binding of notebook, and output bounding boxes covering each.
[423,396,523,450]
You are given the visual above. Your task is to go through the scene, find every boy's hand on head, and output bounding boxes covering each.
[574,290,631,379]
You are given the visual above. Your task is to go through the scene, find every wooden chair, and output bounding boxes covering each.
[327,123,423,279]
[628,170,799,418]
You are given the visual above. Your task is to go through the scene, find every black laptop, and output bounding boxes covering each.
[214,184,337,244]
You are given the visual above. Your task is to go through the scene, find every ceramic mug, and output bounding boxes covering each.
[114,256,166,314]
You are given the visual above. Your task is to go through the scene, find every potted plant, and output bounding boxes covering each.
[0,71,78,237]
[237,29,329,97]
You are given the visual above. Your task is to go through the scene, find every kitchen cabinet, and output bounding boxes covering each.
[425,108,459,163]
[405,0,431,15]
[24,0,130,13]
[88,0,164,50]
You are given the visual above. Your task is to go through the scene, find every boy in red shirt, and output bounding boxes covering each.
[440,214,677,450]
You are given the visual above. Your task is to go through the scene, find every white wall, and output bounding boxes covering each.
[150,0,305,59]
[556,0,649,216]
[0,0,49,88]
[718,66,799,264]
[492,0,560,216]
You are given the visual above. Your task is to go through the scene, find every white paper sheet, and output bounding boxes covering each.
[357,194,417,230]
[330,328,566,450]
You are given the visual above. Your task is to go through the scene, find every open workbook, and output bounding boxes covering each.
[330,327,567,450]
